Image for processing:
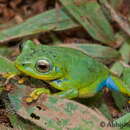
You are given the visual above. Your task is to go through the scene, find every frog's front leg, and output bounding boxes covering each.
[26,88,78,103]
[53,88,78,99]
[26,88,50,103]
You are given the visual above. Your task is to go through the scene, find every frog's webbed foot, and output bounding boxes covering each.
[26,88,50,103]
[3,73,17,85]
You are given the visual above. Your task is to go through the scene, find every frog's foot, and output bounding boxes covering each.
[18,77,28,84]
[3,73,16,79]
[128,100,130,104]
[3,73,16,85]
[26,88,50,103]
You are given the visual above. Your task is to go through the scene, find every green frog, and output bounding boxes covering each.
[15,40,130,102]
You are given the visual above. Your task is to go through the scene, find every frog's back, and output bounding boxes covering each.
[45,45,110,86]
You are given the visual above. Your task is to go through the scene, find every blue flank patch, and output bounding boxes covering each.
[53,78,68,85]
[96,77,119,92]
[53,79,62,85]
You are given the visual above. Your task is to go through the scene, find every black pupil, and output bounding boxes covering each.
[38,64,48,70]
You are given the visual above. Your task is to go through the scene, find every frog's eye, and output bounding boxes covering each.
[36,60,51,73]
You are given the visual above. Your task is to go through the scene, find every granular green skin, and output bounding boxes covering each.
[15,40,130,99]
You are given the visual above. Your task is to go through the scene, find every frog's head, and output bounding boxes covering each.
[15,40,66,81]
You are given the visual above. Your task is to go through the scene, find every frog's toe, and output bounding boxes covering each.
[3,73,16,84]
[18,77,27,84]
[3,73,16,79]
[26,88,50,103]
[128,100,130,104]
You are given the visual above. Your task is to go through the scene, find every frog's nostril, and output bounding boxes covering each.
[21,61,31,66]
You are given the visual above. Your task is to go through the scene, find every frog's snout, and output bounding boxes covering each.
[21,62,31,66]
[15,61,31,66]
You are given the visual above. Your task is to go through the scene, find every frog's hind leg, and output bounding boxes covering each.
[106,76,130,105]
[107,76,130,96]
[78,79,104,98]
[97,76,130,96]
